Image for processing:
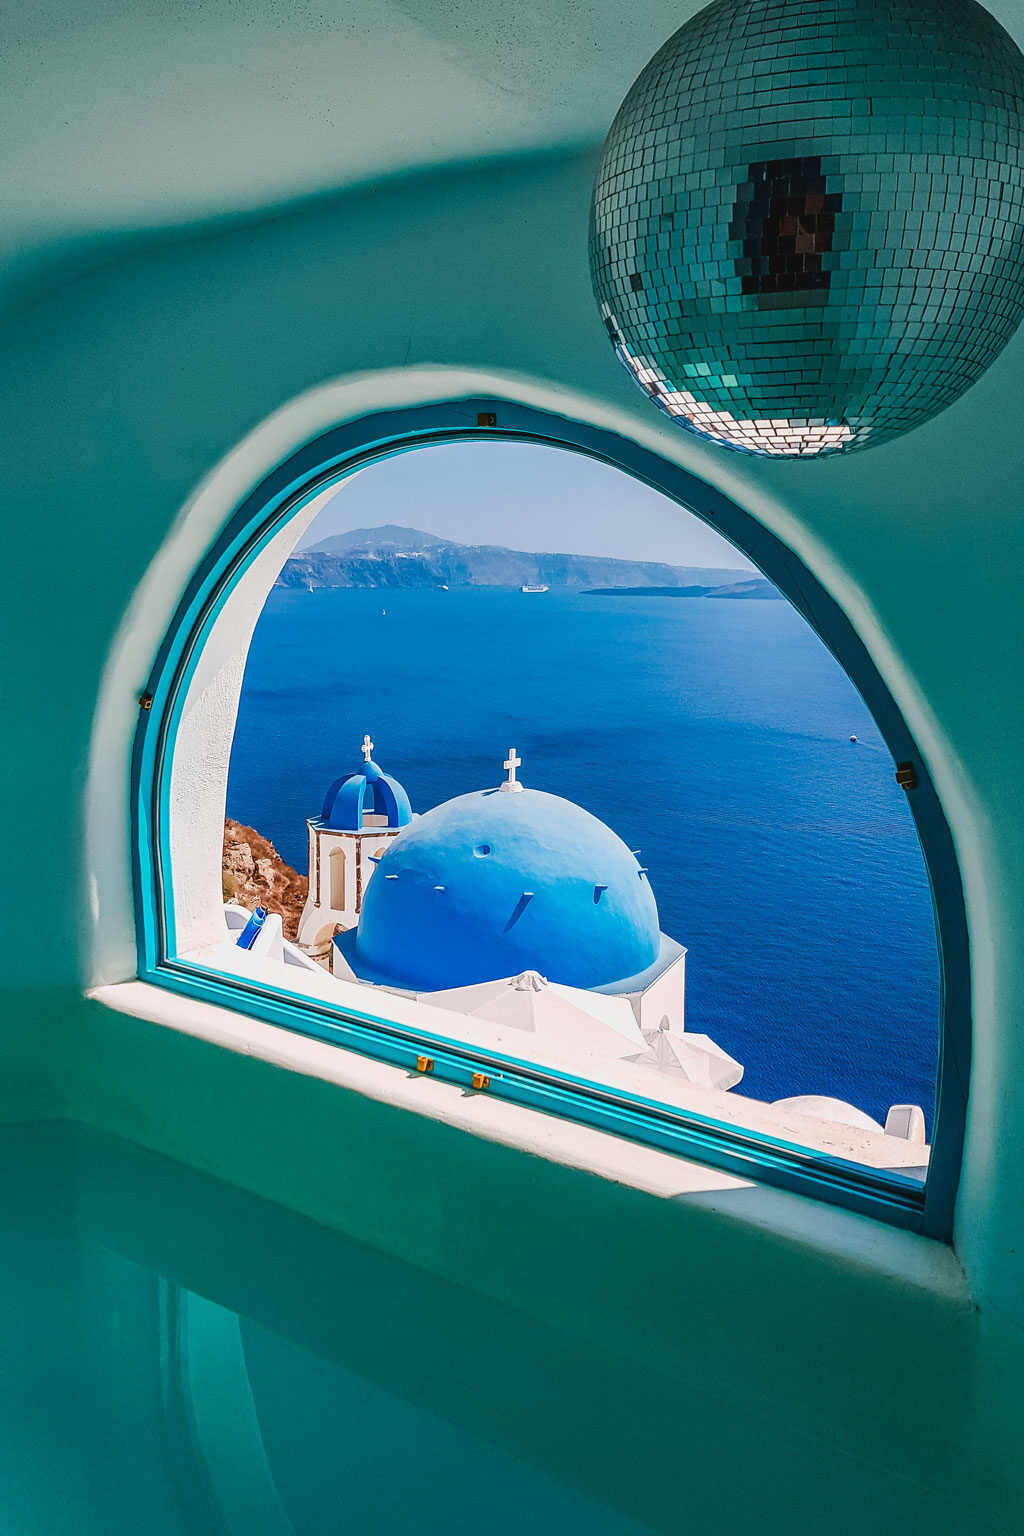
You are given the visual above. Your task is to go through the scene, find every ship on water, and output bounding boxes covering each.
[521,583,549,593]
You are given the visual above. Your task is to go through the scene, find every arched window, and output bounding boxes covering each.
[329,847,346,911]
[133,397,969,1238]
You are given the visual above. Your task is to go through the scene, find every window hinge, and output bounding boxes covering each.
[895,760,918,791]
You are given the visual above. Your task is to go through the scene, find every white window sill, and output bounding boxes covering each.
[89,978,969,1306]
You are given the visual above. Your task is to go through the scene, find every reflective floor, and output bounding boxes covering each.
[1,1122,663,1535]
[0,1122,990,1536]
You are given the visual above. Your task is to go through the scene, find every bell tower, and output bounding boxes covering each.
[296,734,413,953]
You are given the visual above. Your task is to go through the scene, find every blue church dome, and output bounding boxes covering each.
[320,734,412,831]
[355,772,661,992]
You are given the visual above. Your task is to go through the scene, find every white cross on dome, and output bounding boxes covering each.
[361,733,374,762]
[501,747,523,792]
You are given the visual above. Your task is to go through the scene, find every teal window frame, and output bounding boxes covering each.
[131,397,970,1239]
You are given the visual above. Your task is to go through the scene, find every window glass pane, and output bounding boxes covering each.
[192,441,939,1191]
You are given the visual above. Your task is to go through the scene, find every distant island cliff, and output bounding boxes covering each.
[587,578,782,599]
[275,523,774,595]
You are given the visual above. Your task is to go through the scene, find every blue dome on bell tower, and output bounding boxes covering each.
[321,734,412,831]
[354,750,660,992]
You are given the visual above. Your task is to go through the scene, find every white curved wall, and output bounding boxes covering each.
[1,142,1022,1530]
[5,150,1010,1268]
[167,487,332,953]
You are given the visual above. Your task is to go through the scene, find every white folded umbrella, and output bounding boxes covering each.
[628,1028,744,1091]
[422,970,646,1059]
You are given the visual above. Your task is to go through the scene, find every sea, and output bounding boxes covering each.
[228,585,939,1128]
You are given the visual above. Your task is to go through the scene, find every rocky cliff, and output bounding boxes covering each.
[222,819,307,940]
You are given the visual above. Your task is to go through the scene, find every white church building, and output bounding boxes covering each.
[291,735,743,1092]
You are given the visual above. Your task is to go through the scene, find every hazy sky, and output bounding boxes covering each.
[299,441,754,569]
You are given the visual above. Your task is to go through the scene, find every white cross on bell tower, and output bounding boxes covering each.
[361,733,374,763]
[500,747,523,793]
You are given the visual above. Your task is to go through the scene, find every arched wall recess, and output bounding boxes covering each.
[103,370,968,1239]
[330,849,347,913]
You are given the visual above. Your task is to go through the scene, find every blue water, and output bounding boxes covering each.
[228,587,939,1126]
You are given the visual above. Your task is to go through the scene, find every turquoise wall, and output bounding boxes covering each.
[1,140,1022,1530]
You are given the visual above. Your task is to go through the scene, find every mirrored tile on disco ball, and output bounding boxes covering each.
[589,0,1024,457]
